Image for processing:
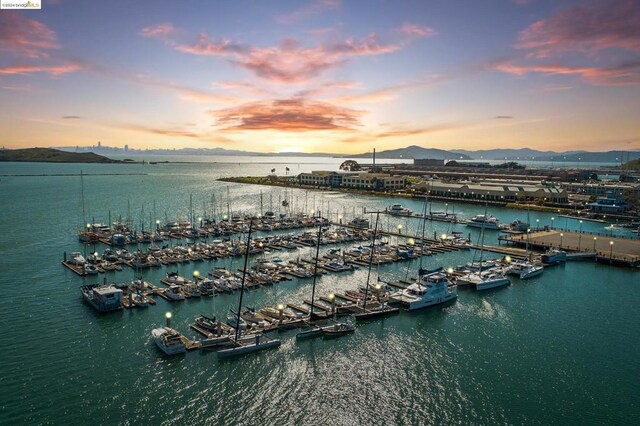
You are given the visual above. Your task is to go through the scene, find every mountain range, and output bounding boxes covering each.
[51,144,640,163]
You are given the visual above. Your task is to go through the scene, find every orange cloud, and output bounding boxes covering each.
[0,11,59,58]
[0,62,85,76]
[211,98,362,131]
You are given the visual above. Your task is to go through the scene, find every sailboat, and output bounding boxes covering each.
[296,224,356,339]
[390,196,458,309]
[216,220,281,358]
[354,212,399,320]
[469,201,510,291]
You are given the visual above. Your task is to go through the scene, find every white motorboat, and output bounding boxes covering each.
[348,218,369,229]
[508,260,544,279]
[163,285,186,301]
[387,204,413,216]
[151,327,186,355]
[390,270,457,310]
[541,249,567,264]
[81,284,123,312]
[466,214,502,230]
[474,273,511,291]
[69,252,86,265]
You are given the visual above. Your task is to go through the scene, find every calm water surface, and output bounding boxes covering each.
[0,158,638,425]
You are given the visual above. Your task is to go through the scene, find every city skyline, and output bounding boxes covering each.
[1,0,639,153]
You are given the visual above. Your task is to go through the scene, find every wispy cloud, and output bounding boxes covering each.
[494,115,513,119]
[211,98,362,131]
[62,115,82,119]
[114,123,233,143]
[517,0,640,57]
[398,23,437,38]
[275,0,341,25]
[0,62,86,76]
[340,123,464,143]
[139,23,176,39]
[495,60,640,86]
[0,11,59,58]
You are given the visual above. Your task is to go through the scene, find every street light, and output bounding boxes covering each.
[397,224,403,234]
[441,233,447,241]
[193,270,200,281]
[610,241,614,263]
[551,217,555,229]
[338,214,343,224]
[578,220,583,250]
[505,256,511,264]
[593,237,597,252]
[536,218,539,229]
[560,232,564,247]
[165,311,172,327]
[408,238,415,245]
[328,293,336,314]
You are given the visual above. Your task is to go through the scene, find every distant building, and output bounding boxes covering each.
[297,171,405,191]
[587,193,628,213]
[414,158,445,167]
[124,145,129,152]
[415,180,568,203]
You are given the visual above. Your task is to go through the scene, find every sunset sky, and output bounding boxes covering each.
[1,0,639,154]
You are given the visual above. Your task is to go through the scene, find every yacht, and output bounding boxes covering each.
[390,269,457,310]
[466,214,502,230]
[387,204,413,216]
[163,285,186,301]
[151,327,186,355]
[474,273,511,291]
[508,260,544,279]
[541,249,567,264]
[165,271,187,286]
[69,252,86,266]
[349,217,369,229]
[81,284,123,312]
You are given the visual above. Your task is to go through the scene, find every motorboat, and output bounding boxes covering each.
[387,204,413,216]
[151,327,186,355]
[390,270,457,310]
[349,218,370,229]
[508,260,544,279]
[466,214,502,230]
[69,252,86,265]
[541,249,567,264]
[81,284,123,312]
[227,311,248,330]
[163,285,186,301]
[474,273,511,291]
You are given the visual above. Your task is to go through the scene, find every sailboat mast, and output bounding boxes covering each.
[362,212,380,309]
[310,224,322,320]
[235,220,254,341]
[419,193,427,272]
[479,201,488,271]
[80,170,86,227]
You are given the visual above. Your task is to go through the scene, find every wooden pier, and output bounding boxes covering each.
[504,230,640,267]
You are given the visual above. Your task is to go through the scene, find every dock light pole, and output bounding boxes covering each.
[560,233,564,248]
[223,214,228,221]
[441,233,447,243]
[551,217,555,229]
[593,237,597,252]
[338,214,343,224]
[536,219,539,230]
[328,293,336,316]
[397,224,402,234]
[578,220,583,250]
[445,203,448,215]
[277,304,284,323]
[156,220,160,232]
[610,241,614,264]
[165,312,172,328]
[193,270,200,282]
[408,238,415,246]
[505,256,511,264]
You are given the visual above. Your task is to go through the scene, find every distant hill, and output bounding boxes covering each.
[347,145,472,160]
[543,151,640,163]
[620,159,640,170]
[0,148,122,163]
[451,148,558,160]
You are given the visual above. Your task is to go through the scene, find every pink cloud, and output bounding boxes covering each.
[399,23,437,38]
[211,98,361,131]
[518,0,640,57]
[0,62,85,76]
[173,34,399,83]
[139,23,175,39]
[276,0,340,25]
[0,11,59,58]
[495,60,640,86]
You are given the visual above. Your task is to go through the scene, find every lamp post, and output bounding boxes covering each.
[165,312,172,328]
[445,203,448,215]
[338,214,343,225]
[560,232,563,248]
[609,241,614,264]
[277,303,285,323]
[536,218,539,230]
[155,219,160,232]
[578,220,583,250]
[193,270,200,283]
[441,233,447,243]
[593,237,597,252]
[551,216,555,230]
[328,293,336,316]
[397,224,402,234]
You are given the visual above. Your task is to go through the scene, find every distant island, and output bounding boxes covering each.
[0,148,123,163]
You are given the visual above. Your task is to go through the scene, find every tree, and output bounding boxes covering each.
[339,160,361,171]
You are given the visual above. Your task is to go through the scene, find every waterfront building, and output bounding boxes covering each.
[587,193,629,214]
[297,171,344,187]
[297,171,406,190]
[415,179,568,203]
